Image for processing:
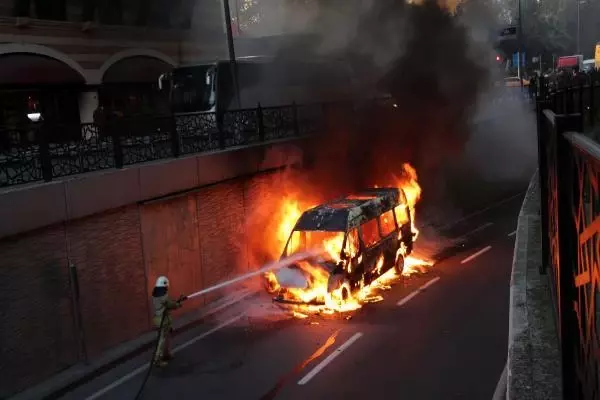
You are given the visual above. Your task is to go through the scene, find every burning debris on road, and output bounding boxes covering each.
[257,164,434,317]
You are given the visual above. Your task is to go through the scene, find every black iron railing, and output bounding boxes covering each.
[0,102,328,188]
[537,97,600,399]
[536,73,600,131]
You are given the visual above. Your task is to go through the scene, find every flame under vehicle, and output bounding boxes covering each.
[265,188,416,306]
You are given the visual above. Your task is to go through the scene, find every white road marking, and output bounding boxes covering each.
[508,230,517,237]
[492,363,508,400]
[297,332,364,385]
[460,246,493,264]
[397,277,441,306]
[456,222,494,241]
[85,314,245,400]
[396,291,421,307]
[419,276,441,290]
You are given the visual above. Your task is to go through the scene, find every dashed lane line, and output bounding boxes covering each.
[396,277,441,307]
[297,332,364,385]
[460,245,493,264]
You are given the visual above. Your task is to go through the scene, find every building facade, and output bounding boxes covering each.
[0,0,230,141]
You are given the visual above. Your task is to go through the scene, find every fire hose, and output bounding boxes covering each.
[133,251,315,399]
[134,294,187,400]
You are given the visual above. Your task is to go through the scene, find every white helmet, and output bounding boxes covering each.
[155,276,169,288]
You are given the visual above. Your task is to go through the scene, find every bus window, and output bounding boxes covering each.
[172,65,216,113]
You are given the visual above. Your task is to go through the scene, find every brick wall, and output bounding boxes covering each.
[196,180,248,302]
[0,225,78,398]
[67,206,148,359]
[0,169,288,397]
[243,170,284,266]
[140,195,205,318]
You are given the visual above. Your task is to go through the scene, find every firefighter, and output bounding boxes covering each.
[152,276,186,367]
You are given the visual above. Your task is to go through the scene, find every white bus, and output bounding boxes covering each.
[158,56,375,116]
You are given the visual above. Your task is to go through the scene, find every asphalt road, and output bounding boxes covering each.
[58,183,525,400]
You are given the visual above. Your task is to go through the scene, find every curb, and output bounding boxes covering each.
[506,170,562,400]
[10,288,257,400]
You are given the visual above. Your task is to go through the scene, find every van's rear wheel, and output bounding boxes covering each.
[394,255,405,276]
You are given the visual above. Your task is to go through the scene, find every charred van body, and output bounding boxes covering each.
[266,188,416,305]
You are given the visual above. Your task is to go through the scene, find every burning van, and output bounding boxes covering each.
[264,188,416,308]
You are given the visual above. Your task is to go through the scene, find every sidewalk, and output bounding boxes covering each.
[10,288,257,400]
[505,170,562,400]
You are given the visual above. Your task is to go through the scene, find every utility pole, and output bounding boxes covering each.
[517,0,523,80]
[222,0,241,108]
[576,0,581,54]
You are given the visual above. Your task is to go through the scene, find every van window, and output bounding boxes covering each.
[346,228,359,258]
[379,210,397,237]
[360,219,381,248]
[394,205,410,226]
[287,231,305,255]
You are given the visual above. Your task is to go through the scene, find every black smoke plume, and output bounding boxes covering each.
[278,0,489,202]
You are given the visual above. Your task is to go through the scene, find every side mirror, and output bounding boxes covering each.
[158,73,171,91]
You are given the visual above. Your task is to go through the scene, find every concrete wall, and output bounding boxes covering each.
[0,139,305,397]
[0,138,305,240]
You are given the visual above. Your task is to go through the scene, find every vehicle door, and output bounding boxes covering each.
[343,228,360,276]
[358,217,385,280]
[378,209,400,267]
[393,203,414,252]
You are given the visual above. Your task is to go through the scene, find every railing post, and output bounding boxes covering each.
[170,115,180,158]
[217,112,226,150]
[554,114,583,400]
[590,83,595,128]
[39,125,53,182]
[536,101,550,274]
[578,82,584,121]
[292,102,300,136]
[111,121,123,168]
[256,103,265,142]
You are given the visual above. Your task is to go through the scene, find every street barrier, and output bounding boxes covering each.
[537,94,600,399]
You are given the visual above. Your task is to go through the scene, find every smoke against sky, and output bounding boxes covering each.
[240,0,538,275]
[270,0,491,204]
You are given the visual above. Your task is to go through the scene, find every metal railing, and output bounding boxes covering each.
[0,102,329,188]
[536,73,600,132]
[537,94,600,399]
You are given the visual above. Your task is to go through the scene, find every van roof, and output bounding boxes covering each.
[294,188,406,232]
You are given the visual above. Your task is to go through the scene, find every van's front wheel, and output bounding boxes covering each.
[327,274,352,305]
[263,273,279,294]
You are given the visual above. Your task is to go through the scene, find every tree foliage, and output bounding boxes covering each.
[498,0,598,57]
